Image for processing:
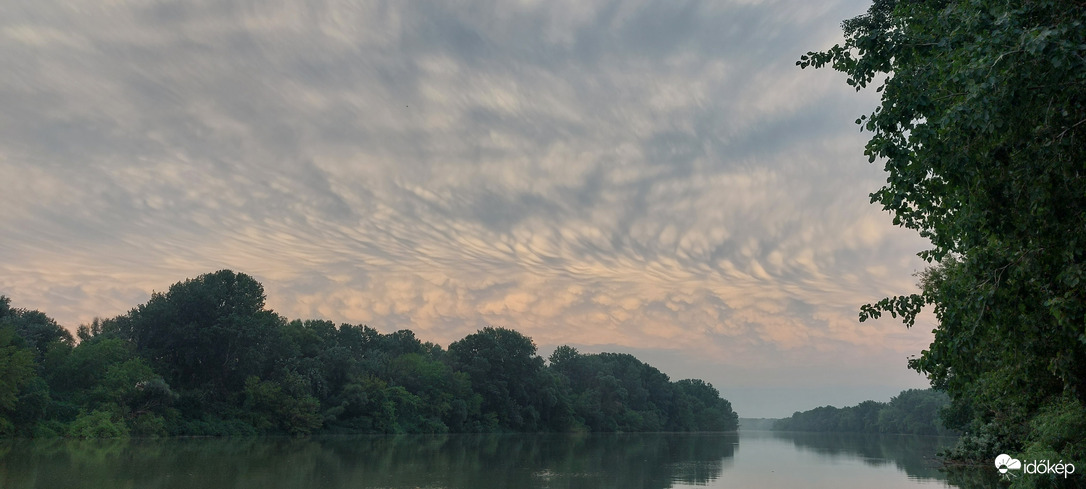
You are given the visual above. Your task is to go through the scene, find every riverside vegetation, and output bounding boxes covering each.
[773,388,955,436]
[800,0,1086,483]
[0,270,737,438]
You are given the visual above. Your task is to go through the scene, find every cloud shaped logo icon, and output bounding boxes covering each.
[995,454,1022,474]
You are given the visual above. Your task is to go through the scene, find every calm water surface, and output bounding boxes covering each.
[0,431,999,488]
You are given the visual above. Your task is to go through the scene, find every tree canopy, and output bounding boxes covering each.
[0,272,738,437]
[773,389,953,436]
[801,0,1085,462]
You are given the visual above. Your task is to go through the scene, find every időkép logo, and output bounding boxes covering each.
[995,453,1076,479]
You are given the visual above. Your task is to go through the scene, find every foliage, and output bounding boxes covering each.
[1022,396,1086,464]
[548,347,738,432]
[877,388,952,436]
[550,349,672,431]
[119,270,283,397]
[0,296,70,436]
[0,326,36,434]
[0,273,739,437]
[242,376,322,436]
[0,300,74,361]
[130,412,168,437]
[67,410,129,439]
[773,389,953,436]
[447,327,550,431]
[671,379,739,432]
[801,0,1086,461]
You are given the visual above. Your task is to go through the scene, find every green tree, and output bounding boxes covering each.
[49,337,134,397]
[0,304,73,361]
[801,0,1086,460]
[47,336,176,434]
[1,278,742,437]
[0,299,69,436]
[772,389,949,435]
[550,350,672,432]
[387,352,476,432]
[242,376,322,436]
[447,327,549,431]
[877,389,951,436]
[123,270,283,396]
[670,379,738,432]
[326,376,416,433]
[0,326,36,434]
[66,410,128,438]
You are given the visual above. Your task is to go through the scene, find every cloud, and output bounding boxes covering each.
[0,0,935,407]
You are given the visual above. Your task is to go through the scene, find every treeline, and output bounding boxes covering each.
[737,418,777,431]
[0,270,737,437]
[773,389,952,436]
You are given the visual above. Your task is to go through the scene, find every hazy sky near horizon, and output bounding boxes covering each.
[0,0,935,417]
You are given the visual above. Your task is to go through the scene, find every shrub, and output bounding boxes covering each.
[67,410,129,439]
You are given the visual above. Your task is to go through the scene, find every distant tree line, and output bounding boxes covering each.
[737,418,777,431]
[772,389,953,436]
[0,270,738,437]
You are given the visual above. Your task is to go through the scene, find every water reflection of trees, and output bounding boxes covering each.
[770,431,1008,489]
[772,431,951,479]
[0,433,738,489]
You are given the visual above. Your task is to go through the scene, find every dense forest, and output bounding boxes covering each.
[0,270,737,438]
[801,0,1086,472]
[772,389,953,436]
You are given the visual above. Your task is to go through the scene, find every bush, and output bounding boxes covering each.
[1025,398,1086,463]
[130,412,167,437]
[33,419,68,438]
[67,410,129,439]
[171,416,258,437]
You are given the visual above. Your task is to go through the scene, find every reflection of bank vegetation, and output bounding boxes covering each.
[770,431,952,480]
[769,431,1005,489]
[0,433,739,489]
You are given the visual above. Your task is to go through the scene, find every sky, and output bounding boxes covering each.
[0,0,936,418]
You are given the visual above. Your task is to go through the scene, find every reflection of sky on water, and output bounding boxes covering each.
[0,432,989,488]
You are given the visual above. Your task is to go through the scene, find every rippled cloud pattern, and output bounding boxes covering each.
[0,0,933,416]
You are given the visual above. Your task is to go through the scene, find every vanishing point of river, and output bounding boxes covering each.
[1,431,1001,488]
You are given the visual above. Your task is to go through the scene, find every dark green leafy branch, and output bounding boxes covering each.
[801,0,1086,471]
